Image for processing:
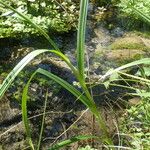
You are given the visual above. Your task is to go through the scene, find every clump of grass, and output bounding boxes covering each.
[0,0,112,149]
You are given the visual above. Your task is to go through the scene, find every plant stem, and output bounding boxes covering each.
[77,0,88,80]
[37,89,48,150]
[79,80,113,145]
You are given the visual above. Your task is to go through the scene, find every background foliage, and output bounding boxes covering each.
[120,98,150,149]
[0,0,79,38]
[117,0,150,29]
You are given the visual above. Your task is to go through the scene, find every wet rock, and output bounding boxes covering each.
[106,49,146,63]
[0,38,20,61]
[106,35,150,64]
[88,25,116,74]
[111,27,125,37]
[94,25,112,47]
[11,46,34,61]
[90,32,150,75]
[88,3,94,16]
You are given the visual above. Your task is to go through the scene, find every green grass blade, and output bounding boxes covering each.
[50,50,79,79]
[118,71,150,84]
[21,68,97,148]
[131,92,150,98]
[48,135,98,150]
[0,49,50,99]
[0,0,59,50]
[35,69,112,143]
[102,58,150,80]
[37,90,48,150]
[77,0,88,80]
[132,7,150,24]
[0,49,77,100]
[22,71,37,150]
[35,68,95,109]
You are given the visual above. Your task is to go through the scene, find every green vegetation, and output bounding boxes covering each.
[0,0,150,149]
[118,0,150,29]
[49,135,98,150]
[103,61,150,149]
[120,98,150,149]
[78,145,97,150]
[0,0,112,149]
[118,0,150,22]
[0,0,79,38]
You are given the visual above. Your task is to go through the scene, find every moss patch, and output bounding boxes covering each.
[111,36,150,51]
[108,34,150,65]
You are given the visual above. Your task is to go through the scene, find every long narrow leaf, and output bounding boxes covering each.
[0,49,49,99]
[50,50,79,79]
[37,90,48,150]
[33,68,95,109]
[21,68,97,148]
[22,71,37,150]
[77,0,88,80]
[0,0,59,50]
[131,92,150,98]
[49,135,98,150]
[132,7,150,24]
[0,49,78,100]
[101,58,150,81]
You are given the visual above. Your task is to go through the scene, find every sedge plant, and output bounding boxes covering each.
[0,0,112,149]
[1,0,150,149]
